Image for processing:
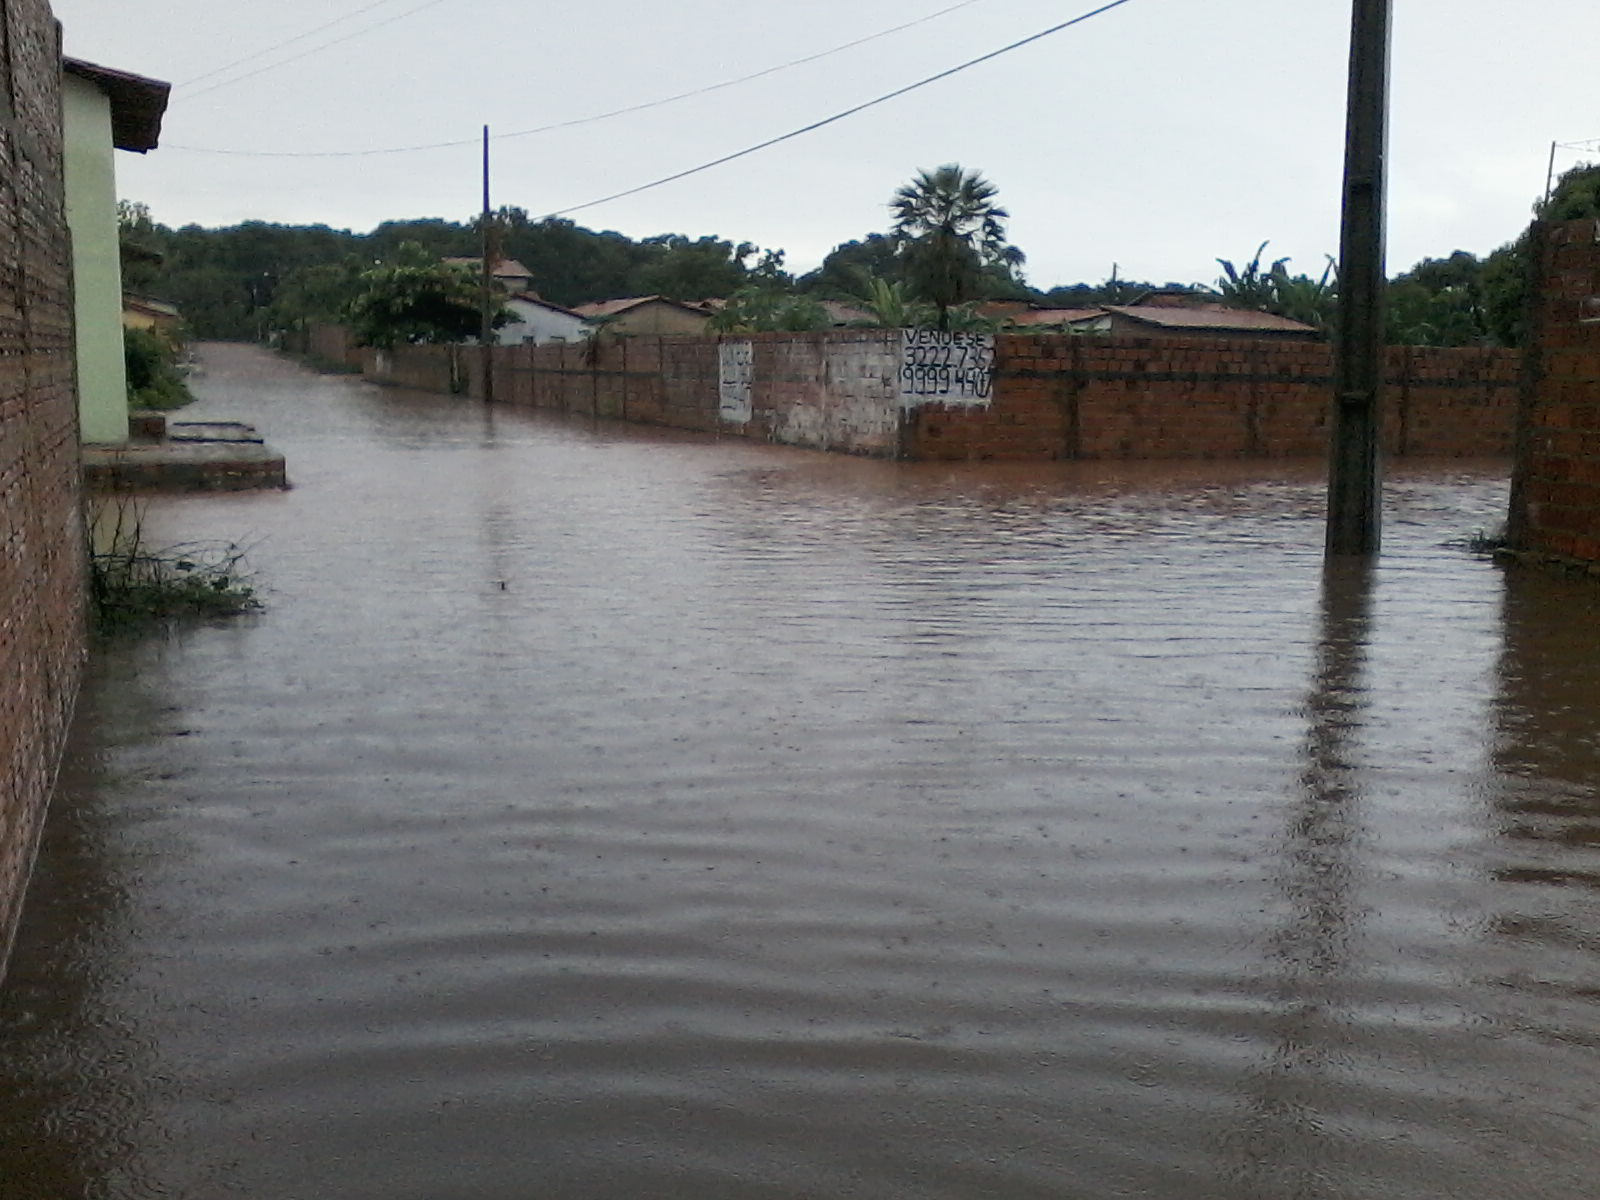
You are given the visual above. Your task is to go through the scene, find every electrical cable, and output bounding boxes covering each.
[167,0,987,157]
[539,0,1135,220]
[183,0,452,100]
[177,0,411,89]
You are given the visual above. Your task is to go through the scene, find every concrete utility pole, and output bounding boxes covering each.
[1326,0,1392,556]
[479,125,497,403]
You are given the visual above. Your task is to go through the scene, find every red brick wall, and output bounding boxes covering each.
[908,335,1519,462]
[1510,220,1600,561]
[0,0,87,980]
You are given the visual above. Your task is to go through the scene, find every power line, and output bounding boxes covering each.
[177,0,410,89]
[167,0,988,157]
[183,0,452,100]
[541,0,1136,220]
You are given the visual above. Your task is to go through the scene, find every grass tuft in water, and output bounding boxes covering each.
[1464,525,1510,555]
[89,495,261,632]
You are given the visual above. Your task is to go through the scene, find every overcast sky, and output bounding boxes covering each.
[51,0,1600,290]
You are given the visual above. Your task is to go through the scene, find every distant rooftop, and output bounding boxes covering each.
[123,295,182,319]
[507,292,583,318]
[572,296,707,319]
[443,257,535,281]
[1007,308,1104,327]
[1103,303,1318,334]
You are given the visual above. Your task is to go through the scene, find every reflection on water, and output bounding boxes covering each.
[3,345,1600,1198]
[0,652,180,1197]
[1481,570,1600,1043]
[1224,561,1371,1200]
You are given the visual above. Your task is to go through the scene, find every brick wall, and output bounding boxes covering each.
[908,336,1518,461]
[486,332,902,454]
[363,343,461,394]
[305,322,363,370]
[308,325,1519,463]
[1509,219,1600,562]
[0,0,87,980]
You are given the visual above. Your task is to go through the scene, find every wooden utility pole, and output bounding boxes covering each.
[1325,0,1392,556]
[479,125,497,403]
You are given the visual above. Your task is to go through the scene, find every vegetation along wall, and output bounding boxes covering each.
[1510,219,1600,564]
[0,0,88,981]
[307,324,1519,462]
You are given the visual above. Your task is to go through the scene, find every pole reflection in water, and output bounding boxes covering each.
[1224,559,1373,1199]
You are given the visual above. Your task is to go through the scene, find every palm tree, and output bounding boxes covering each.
[890,165,1023,330]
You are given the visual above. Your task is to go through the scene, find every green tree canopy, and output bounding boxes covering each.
[637,234,757,301]
[344,246,508,348]
[890,164,1024,330]
[1384,251,1489,347]
[798,234,903,298]
[117,200,165,292]
[856,278,933,329]
[705,285,829,333]
[268,258,368,331]
[1474,161,1600,347]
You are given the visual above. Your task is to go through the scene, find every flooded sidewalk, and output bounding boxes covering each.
[4,343,1600,1199]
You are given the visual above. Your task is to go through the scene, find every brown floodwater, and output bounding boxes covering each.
[4,343,1600,1199]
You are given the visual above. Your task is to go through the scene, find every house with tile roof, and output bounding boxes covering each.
[1097,300,1320,340]
[497,293,590,345]
[572,296,710,336]
[1001,291,1320,340]
[1100,292,1324,340]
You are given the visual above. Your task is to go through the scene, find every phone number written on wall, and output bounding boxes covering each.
[898,329,996,406]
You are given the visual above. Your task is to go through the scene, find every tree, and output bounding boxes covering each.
[117,200,165,292]
[1215,241,1337,333]
[1215,242,1286,311]
[1475,162,1600,347]
[705,285,829,333]
[637,234,758,301]
[1384,251,1488,347]
[890,165,1024,330]
[799,234,903,298]
[857,278,933,328]
[344,245,508,348]
[1540,160,1600,222]
[268,257,368,332]
[1479,241,1528,348]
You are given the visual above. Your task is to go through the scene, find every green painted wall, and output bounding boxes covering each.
[63,75,128,445]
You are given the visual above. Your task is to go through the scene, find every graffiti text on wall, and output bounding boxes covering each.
[718,341,754,424]
[898,329,995,407]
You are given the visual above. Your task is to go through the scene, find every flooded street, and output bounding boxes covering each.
[6,342,1600,1199]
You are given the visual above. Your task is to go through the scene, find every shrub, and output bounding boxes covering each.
[124,326,193,411]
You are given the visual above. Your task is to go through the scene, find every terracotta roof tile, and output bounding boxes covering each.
[1104,304,1317,333]
[1008,308,1105,326]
